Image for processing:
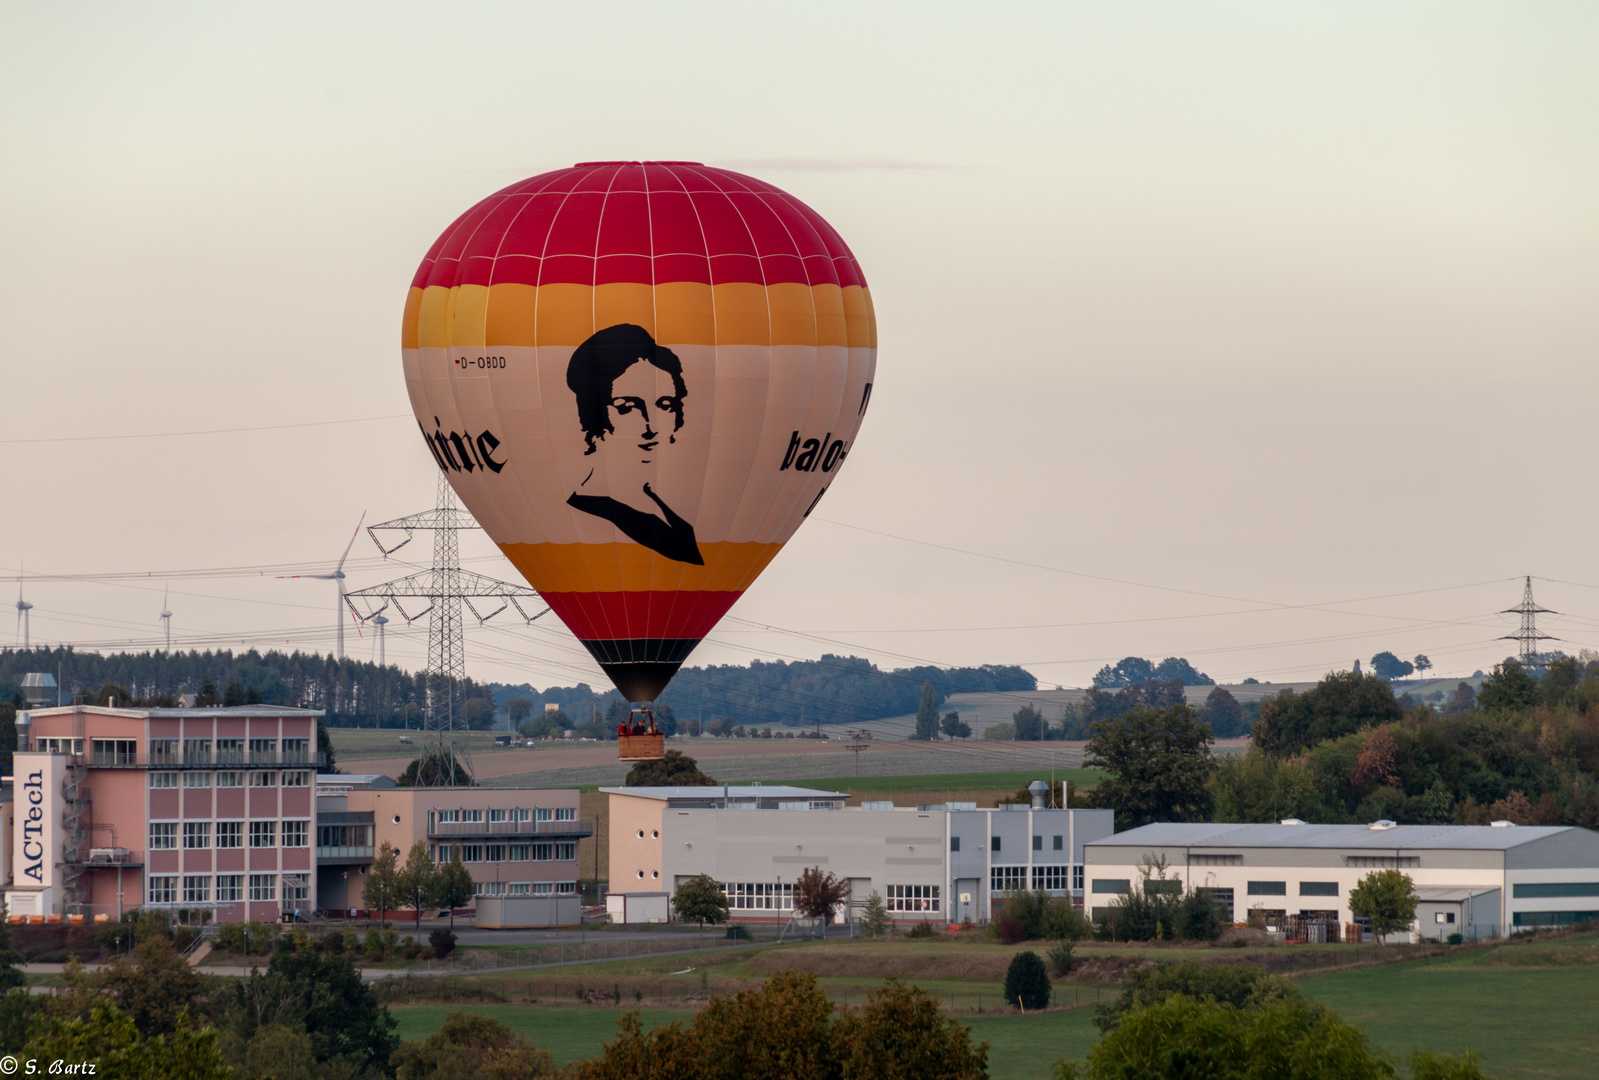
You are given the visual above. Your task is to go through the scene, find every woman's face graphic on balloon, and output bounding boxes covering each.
[605,360,686,468]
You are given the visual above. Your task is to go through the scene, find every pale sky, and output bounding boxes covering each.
[3,2,1597,692]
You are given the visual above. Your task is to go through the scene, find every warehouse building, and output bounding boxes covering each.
[603,782,1114,924]
[1083,820,1599,940]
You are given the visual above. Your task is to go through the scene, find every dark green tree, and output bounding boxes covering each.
[833,976,989,1080]
[436,851,477,930]
[396,842,440,933]
[245,948,400,1074]
[1252,671,1402,757]
[223,680,246,706]
[914,682,940,741]
[316,720,336,771]
[0,899,26,993]
[1085,705,1214,829]
[940,711,971,739]
[505,697,536,724]
[392,1010,557,1079]
[195,679,220,707]
[1349,869,1418,939]
[1201,686,1245,737]
[1476,660,1541,712]
[462,698,495,730]
[363,841,400,927]
[624,750,715,786]
[1443,681,1476,714]
[1002,951,1050,1010]
[672,874,730,929]
[1413,654,1433,679]
[1369,651,1414,681]
[1012,703,1043,741]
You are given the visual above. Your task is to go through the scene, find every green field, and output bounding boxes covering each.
[389,934,1599,1080]
[790,769,1103,794]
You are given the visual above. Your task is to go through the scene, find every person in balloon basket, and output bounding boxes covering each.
[566,324,703,566]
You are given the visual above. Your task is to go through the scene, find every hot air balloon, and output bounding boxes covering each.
[402,162,876,757]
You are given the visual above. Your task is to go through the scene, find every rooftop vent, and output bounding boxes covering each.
[1369,820,1397,831]
[1490,819,1516,828]
[20,673,56,708]
[1280,817,1306,826]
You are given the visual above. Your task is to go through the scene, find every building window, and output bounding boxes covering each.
[463,809,484,823]
[183,875,211,904]
[508,882,530,896]
[509,845,530,861]
[184,772,212,789]
[556,881,577,895]
[91,738,136,766]
[1032,866,1070,891]
[991,866,1027,893]
[248,738,277,763]
[489,809,507,823]
[38,737,83,755]
[1300,882,1340,896]
[216,738,244,764]
[150,739,179,764]
[461,845,483,863]
[150,822,178,850]
[183,822,211,849]
[1344,855,1419,869]
[1248,881,1288,896]
[150,773,179,790]
[216,771,244,788]
[721,883,794,911]
[149,876,177,904]
[1032,835,1042,851]
[249,874,276,901]
[216,875,243,902]
[886,884,940,912]
[478,881,505,897]
[555,842,576,861]
[1512,910,1599,927]
[250,821,277,848]
[216,822,243,849]
[530,882,554,896]
[1191,854,1243,866]
[184,739,212,765]
[1091,878,1130,894]
[283,879,308,906]
[514,808,531,822]
[950,836,961,852]
[281,737,310,763]
[282,821,309,848]
[1198,887,1235,922]
[250,772,277,788]
[535,808,552,822]
[437,810,460,824]
[1053,835,1063,851]
[991,836,1002,853]
[531,843,553,861]
[1512,882,1599,899]
[1435,912,1457,924]
[486,844,506,862]
[282,771,310,788]
[555,807,576,821]
[1073,866,1085,891]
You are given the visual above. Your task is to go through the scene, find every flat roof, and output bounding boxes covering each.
[600,785,850,800]
[25,705,324,718]
[1086,822,1579,851]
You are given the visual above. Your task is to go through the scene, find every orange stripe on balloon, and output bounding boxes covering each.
[498,541,785,595]
[405,283,871,350]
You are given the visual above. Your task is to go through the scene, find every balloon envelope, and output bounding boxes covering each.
[402,161,877,701]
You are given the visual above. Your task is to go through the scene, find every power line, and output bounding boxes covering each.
[0,413,411,445]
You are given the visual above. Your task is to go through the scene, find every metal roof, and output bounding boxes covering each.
[600,785,849,800]
[1086,822,1579,851]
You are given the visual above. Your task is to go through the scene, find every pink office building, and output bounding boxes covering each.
[6,704,323,923]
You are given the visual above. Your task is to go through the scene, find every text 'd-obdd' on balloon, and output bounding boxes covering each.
[402,162,877,703]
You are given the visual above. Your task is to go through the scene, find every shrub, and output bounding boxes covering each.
[1092,961,1301,1032]
[725,924,752,941]
[364,928,386,960]
[404,941,424,959]
[1003,951,1051,1010]
[429,928,457,959]
[383,929,399,956]
[993,912,1027,945]
[1041,901,1094,942]
[1447,933,1464,946]
[1047,943,1075,978]
[905,920,937,939]
[321,929,346,955]
[215,922,245,953]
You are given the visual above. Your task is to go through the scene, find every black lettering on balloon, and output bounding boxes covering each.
[858,382,873,415]
[448,432,476,472]
[476,431,506,473]
[419,422,450,471]
[794,439,821,472]
[781,431,802,471]
[822,440,845,472]
[803,486,827,517]
[814,433,832,472]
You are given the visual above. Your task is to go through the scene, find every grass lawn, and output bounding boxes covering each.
[1300,944,1599,1080]
[789,768,1102,794]
[390,1004,692,1064]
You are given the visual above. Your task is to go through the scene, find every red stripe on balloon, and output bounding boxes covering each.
[541,589,743,643]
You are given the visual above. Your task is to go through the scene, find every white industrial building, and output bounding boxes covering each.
[603,782,1114,924]
[1084,820,1599,940]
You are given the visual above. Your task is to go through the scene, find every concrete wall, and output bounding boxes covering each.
[608,794,667,890]
[476,894,581,928]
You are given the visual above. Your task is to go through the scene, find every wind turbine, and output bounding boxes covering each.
[279,513,366,660]
[15,566,32,648]
[372,613,389,666]
[159,586,172,651]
